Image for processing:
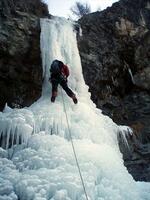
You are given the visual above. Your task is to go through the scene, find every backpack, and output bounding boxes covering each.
[50,60,63,75]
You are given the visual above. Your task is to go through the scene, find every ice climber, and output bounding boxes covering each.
[49,60,78,104]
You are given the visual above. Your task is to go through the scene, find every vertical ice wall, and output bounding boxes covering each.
[40,17,91,103]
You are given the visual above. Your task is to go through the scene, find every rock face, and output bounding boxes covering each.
[0,0,49,110]
[78,0,150,181]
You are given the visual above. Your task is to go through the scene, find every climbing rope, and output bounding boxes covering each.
[60,88,89,200]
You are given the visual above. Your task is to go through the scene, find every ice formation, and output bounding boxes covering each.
[0,17,150,200]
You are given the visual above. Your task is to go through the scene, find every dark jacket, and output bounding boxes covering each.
[50,63,70,83]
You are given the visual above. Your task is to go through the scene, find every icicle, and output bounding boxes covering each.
[128,68,135,84]
[11,123,16,148]
[16,125,20,145]
[117,125,132,152]
[1,119,7,148]
[0,126,3,142]
[3,103,12,113]
[56,124,59,135]
[22,124,33,145]
[33,120,36,135]
[6,121,12,149]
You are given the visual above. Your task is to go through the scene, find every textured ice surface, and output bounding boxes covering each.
[0,17,150,200]
[0,108,33,149]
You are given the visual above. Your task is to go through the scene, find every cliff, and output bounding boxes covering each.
[0,0,150,182]
[0,0,49,110]
[78,0,150,181]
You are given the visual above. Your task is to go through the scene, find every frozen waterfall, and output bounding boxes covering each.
[0,17,150,200]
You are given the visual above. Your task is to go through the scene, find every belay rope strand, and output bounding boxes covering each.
[61,88,89,200]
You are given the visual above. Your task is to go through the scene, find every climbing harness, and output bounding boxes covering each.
[61,88,89,200]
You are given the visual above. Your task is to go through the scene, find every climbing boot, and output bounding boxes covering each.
[72,95,78,104]
[51,91,57,103]
[51,96,56,102]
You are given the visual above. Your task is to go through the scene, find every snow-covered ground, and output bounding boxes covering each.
[0,17,150,200]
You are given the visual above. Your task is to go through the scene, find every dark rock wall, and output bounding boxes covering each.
[78,0,150,143]
[78,0,150,181]
[0,0,49,110]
